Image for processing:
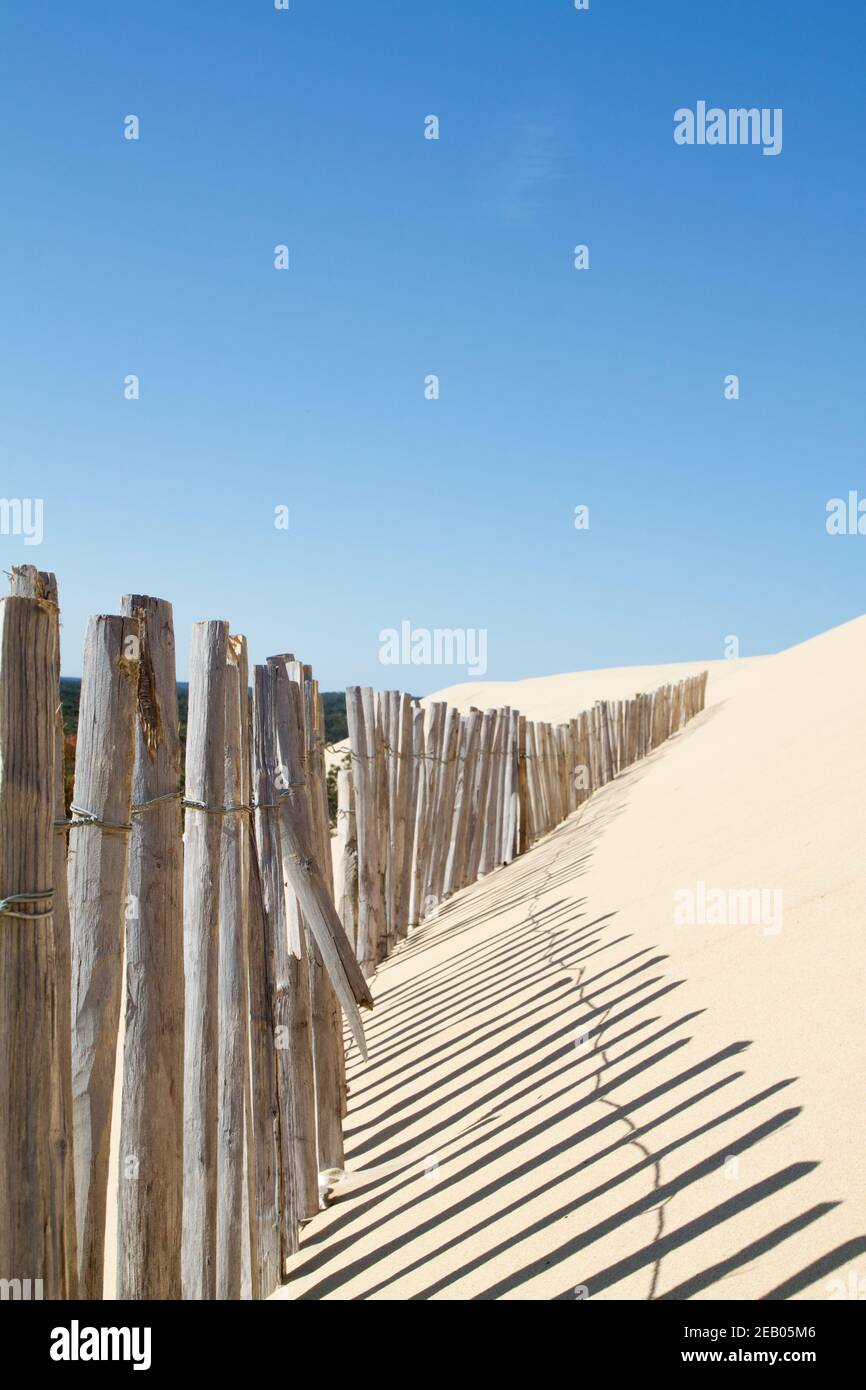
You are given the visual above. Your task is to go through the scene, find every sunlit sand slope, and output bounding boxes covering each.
[277,616,865,1300]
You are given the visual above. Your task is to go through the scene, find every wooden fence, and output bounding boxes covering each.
[337,673,708,976]
[0,565,707,1300]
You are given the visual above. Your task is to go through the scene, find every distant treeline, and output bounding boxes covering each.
[58,681,348,806]
[59,679,347,743]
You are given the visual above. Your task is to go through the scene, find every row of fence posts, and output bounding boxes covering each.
[0,562,707,1302]
[0,567,370,1303]
[336,672,709,976]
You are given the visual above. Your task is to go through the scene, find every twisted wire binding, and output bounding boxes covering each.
[56,804,132,834]
[132,790,182,813]
[0,890,54,919]
[57,790,186,829]
[335,744,463,766]
[252,781,307,812]
[335,742,543,767]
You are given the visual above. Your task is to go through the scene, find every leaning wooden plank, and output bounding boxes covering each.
[0,596,64,1298]
[68,613,139,1299]
[8,567,78,1297]
[117,593,184,1300]
[272,676,373,1054]
[182,620,228,1301]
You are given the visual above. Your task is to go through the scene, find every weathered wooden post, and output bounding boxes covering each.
[407,701,428,929]
[216,635,251,1299]
[373,691,390,959]
[182,620,228,1301]
[524,721,542,844]
[490,707,509,864]
[537,720,550,832]
[394,689,419,939]
[279,663,332,1208]
[555,725,569,825]
[117,594,184,1301]
[479,710,505,876]
[244,817,282,1298]
[383,690,399,950]
[68,613,139,1299]
[600,703,614,785]
[503,709,520,864]
[623,698,634,766]
[444,708,482,894]
[0,595,64,1298]
[364,686,387,955]
[293,664,344,1175]
[517,715,530,854]
[591,706,603,786]
[335,767,358,951]
[467,708,496,882]
[671,681,683,733]
[418,703,446,916]
[8,567,77,1297]
[345,687,378,975]
[253,664,303,1253]
[573,716,586,806]
[236,639,280,1299]
[429,706,460,906]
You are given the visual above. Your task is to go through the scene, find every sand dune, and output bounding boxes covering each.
[279,616,866,1299]
[425,654,758,724]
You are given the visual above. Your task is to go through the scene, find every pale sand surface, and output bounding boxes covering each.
[275,617,865,1300]
[424,654,758,724]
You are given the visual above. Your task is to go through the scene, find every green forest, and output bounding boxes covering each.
[58,679,349,813]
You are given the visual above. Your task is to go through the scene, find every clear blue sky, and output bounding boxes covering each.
[2,0,863,686]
